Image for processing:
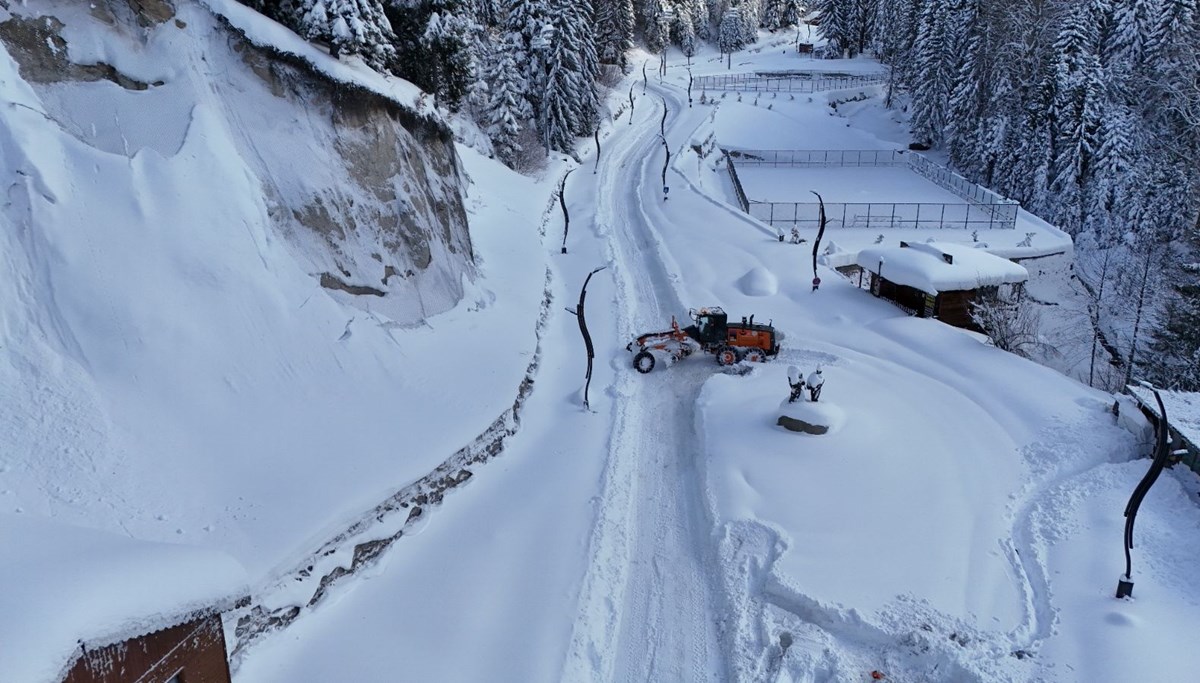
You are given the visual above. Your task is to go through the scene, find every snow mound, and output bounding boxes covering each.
[737,266,779,297]
[777,399,846,435]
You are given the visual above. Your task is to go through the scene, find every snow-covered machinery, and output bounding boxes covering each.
[627,306,781,373]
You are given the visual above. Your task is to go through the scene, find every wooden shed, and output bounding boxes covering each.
[63,610,234,683]
[855,241,1029,330]
[0,515,247,683]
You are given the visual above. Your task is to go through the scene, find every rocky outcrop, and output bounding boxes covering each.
[0,0,474,324]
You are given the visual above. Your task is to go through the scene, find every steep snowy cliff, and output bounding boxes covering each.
[0,0,546,590]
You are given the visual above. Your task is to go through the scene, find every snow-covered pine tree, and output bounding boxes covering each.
[503,0,555,127]
[642,0,670,52]
[674,10,698,60]
[686,0,712,39]
[780,0,801,27]
[300,0,398,69]
[421,3,479,109]
[596,0,636,67]
[849,0,877,55]
[739,0,760,44]
[483,31,533,163]
[816,0,850,56]
[719,4,747,55]
[1048,0,1105,235]
[540,0,600,152]
[907,0,955,145]
[761,0,784,29]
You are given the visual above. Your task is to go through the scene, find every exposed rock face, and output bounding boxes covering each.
[0,1,474,324]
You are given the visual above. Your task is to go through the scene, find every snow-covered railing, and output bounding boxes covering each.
[695,71,886,93]
[727,149,907,167]
[748,201,1018,231]
[906,153,1014,211]
[722,148,1020,230]
[722,149,751,212]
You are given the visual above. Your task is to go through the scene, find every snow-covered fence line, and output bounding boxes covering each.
[722,149,751,212]
[694,71,887,93]
[728,149,907,167]
[747,200,1018,230]
[724,148,1019,230]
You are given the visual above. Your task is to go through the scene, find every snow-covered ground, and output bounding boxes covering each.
[6,9,1200,682]
[233,36,1200,683]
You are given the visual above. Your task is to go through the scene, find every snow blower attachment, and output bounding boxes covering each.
[627,307,781,373]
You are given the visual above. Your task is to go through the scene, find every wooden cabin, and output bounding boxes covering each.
[63,611,233,683]
[855,241,1029,330]
[0,515,246,683]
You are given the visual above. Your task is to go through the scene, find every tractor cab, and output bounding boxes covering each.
[686,307,729,345]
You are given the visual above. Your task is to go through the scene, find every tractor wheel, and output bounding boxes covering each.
[633,351,656,374]
[744,348,767,363]
[715,346,742,366]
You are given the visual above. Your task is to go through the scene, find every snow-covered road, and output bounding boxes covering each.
[563,80,725,682]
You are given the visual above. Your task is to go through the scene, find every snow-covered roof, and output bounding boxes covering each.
[1127,385,1200,451]
[0,515,247,683]
[855,241,1028,295]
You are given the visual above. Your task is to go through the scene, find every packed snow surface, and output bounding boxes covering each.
[4,9,1199,683]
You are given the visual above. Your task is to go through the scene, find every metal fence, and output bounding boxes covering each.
[727,149,907,167]
[747,201,1020,231]
[723,148,1020,230]
[695,71,887,93]
[722,150,751,212]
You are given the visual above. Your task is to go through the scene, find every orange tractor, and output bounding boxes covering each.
[627,306,781,373]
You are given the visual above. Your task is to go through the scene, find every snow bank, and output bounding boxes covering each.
[737,266,779,296]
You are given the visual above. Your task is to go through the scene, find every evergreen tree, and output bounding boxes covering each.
[740,0,761,43]
[483,32,532,163]
[817,0,852,56]
[421,3,479,108]
[540,0,599,151]
[596,0,636,67]
[1145,283,1200,390]
[761,0,785,28]
[719,4,747,54]
[642,0,670,51]
[674,11,698,59]
[300,0,398,69]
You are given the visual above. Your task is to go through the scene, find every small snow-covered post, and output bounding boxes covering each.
[806,367,824,402]
[659,135,670,201]
[628,85,635,125]
[810,191,827,291]
[567,266,607,410]
[1118,383,1173,598]
[559,168,575,254]
[594,127,601,173]
[787,366,805,403]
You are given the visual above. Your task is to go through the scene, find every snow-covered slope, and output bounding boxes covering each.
[0,0,544,604]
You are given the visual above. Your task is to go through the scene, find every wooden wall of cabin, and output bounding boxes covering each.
[63,614,231,683]
[935,290,981,330]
